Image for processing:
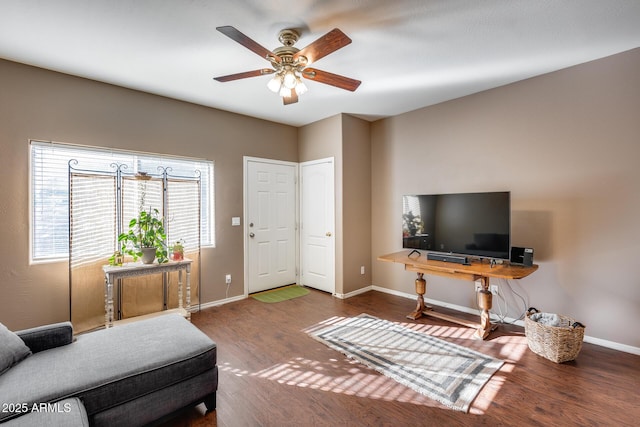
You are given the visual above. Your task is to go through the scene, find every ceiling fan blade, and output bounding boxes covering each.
[282,91,299,105]
[216,26,280,63]
[293,28,352,65]
[302,68,361,92]
[214,68,274,82]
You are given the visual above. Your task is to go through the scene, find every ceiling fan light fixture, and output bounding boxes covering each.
[215,26,359,105]
[267,74,282,93]
[282,71,297,90]
[279,86,292,98]
[295,79,308,96]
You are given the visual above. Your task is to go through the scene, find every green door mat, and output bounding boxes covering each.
[250,285,310,303]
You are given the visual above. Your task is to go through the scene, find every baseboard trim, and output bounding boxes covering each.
[334,286,374,299]
[369,286,640,356]
[197,294,246,311]
[582,336,640,355]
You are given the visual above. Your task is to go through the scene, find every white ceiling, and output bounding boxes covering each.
[1,0,639,127]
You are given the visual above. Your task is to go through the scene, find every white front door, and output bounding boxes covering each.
[300,158,335,294]
[245,158,297,294]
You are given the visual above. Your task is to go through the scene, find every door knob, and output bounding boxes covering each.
[249,232,255,238]
[326,232,332,237]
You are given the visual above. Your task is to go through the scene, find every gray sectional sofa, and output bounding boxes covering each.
[0,314,217,426]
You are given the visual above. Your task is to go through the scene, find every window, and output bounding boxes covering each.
[30,140,215,262]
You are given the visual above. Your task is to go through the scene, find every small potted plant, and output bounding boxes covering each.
[118,207,168,264]
[108,250,124,266]
[170,239,185,261]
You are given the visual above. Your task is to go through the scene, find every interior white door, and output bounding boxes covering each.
[246,159,297,294]
[300,158,335,294]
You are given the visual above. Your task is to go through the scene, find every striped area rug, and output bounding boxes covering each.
[308,314,504,412]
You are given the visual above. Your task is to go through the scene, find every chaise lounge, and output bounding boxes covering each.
[0,314,217,426]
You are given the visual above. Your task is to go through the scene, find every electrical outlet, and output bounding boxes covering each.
[225,274,231,284]
[490,284,499,295]
[360,266,365,275]
[474,282,482,292]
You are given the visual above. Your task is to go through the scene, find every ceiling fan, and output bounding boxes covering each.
[213,26,361,105]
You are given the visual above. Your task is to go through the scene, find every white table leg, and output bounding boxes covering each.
[105,275,114,329]
[186,264,191,321]
[178,269,183,311]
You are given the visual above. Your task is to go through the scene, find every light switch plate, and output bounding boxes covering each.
[232,217,241,226]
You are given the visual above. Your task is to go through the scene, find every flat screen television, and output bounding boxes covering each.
[402,191,510,260]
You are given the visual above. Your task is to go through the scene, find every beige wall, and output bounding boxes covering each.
[298,114,372,296]
[0,59,297,330]
[341,115,372,294]
[371,48,640,348]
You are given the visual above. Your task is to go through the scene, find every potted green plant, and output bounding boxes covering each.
[118,207,168,264]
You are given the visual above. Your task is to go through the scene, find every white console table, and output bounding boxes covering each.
[102,259,192,328]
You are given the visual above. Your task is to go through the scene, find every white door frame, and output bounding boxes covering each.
[243,156,299,297]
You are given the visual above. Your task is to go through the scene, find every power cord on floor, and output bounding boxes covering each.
[490,279,528,324]
[474,278,529,324]
[505,279,529,322]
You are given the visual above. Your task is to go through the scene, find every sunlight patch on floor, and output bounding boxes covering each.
[248,355,444,407]
[229,315,531,413]
[398,319,529,363]
[218,362,250,377]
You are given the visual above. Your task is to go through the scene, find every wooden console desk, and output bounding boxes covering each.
[378,250,537,339]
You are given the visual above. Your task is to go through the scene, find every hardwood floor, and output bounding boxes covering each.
[160,289,639,426]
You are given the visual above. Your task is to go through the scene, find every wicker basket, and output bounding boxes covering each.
[524,307,585,363]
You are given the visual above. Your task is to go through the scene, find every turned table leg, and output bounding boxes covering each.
[104,275,114,329]
[407,272,427,320]
[475,276,493,339]
[178,269,183,311]
[185,264,191,321]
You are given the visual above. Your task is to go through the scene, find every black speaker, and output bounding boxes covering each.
[510,247,534,266]
[427,252,469,265]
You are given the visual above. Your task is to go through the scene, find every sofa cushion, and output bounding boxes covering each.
[16,322,74,354]
[2,397,89,427]
[0,314,216,422]
[0,322,31,376]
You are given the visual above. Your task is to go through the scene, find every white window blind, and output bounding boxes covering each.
[69,174,117,267]
[30,140,215,262]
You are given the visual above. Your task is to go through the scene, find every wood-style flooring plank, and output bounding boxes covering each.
[158,289,640,427]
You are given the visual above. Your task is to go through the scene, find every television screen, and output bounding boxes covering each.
[402,191,510,260]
